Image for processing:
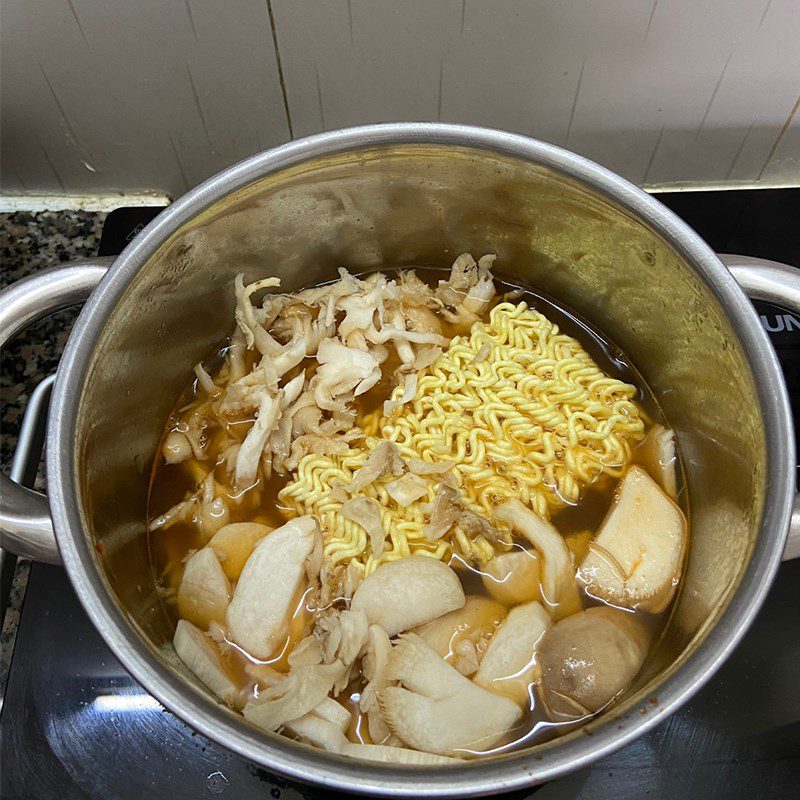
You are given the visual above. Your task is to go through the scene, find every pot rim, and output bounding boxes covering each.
[47,123,794,796]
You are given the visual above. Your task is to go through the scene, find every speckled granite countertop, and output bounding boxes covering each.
[0,211,106,483]
[0,210,106,692]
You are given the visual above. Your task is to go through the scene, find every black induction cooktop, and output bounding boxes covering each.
[1,190,798,799]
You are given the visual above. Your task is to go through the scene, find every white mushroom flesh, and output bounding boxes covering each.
[481,549,541,606]
[378,634,522,754]
[234,392,282,488]
[339,743,459,765]
[177,548,231,630]
[173,619,237,706]
[577,466,687,612]
[494,499,581,619]
[207,522,272,581]
[226,516,319,659]
[474,601,551,706]
[163,430,193,464]
[422,484,461,541]
[312,696,352,732]
[283,712,348,753]
[637,425,679,499]
[385,473,429,507]
[312,339,382,411]
[243,661,346,731]
[351,557,465,637]
[347,440,405,495]
[339,497,386,558]
[360,624,392,712]
[414,595,506,676]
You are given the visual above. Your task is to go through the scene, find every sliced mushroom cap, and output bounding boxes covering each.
[350,557,465,637]
[577,466,687,613]
[361,624,393,712]
[284,696,352,753]
[173,619,237,706]
[207,522,272,581]
[315,607,369,669]
[536,606,650,722]
[226,516,319,659]
[283,712,348,753]
[243,661,347,731]
[474,601,551,707]
[494,499,582,619]
[313,697,352,732]
[414,595,506,676]
[481,549,541,606]
[177,548,231,630]
[378,634,522,754]
[637,425,678,499]
[340,743,459,765]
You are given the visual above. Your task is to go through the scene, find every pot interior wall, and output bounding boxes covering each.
[75,144,765,728]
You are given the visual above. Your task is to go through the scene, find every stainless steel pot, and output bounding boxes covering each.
[1,124,798,796]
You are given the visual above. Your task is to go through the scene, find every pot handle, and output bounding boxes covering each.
[718,253,800,561]
[0,259,112,564]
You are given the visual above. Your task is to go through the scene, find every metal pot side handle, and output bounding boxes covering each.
[718,253,800,561]
[0,260,112,564]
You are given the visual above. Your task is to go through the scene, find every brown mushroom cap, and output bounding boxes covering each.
[536,605,650,722]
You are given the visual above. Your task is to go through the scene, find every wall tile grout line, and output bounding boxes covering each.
[266,0,294,140]
[757,93,800,181]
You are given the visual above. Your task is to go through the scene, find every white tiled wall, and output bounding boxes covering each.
[1,0,798,197]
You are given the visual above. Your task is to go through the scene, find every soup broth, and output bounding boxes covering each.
[148,258,688,761]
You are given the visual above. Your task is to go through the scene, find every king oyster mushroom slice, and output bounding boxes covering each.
[173,619,238,706]
[378,634,522,755]
[361,624,398,742]
[177,547,231,630]
[226,516,320,659]
[283,713,348,753]
[340,743,460,765]
[494,499,581,619]
[350,557,465,637]
[360,624,392,712]
[207,522,272,581]
[637,425,679,500]
[536,606,651,722]
[313,696,352,732]
[577,466,687,613]
[283,697,352,753]
[414,595,506,676]
[244,661,347,731]
[481,549,541,606]
[474,601,552,707]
